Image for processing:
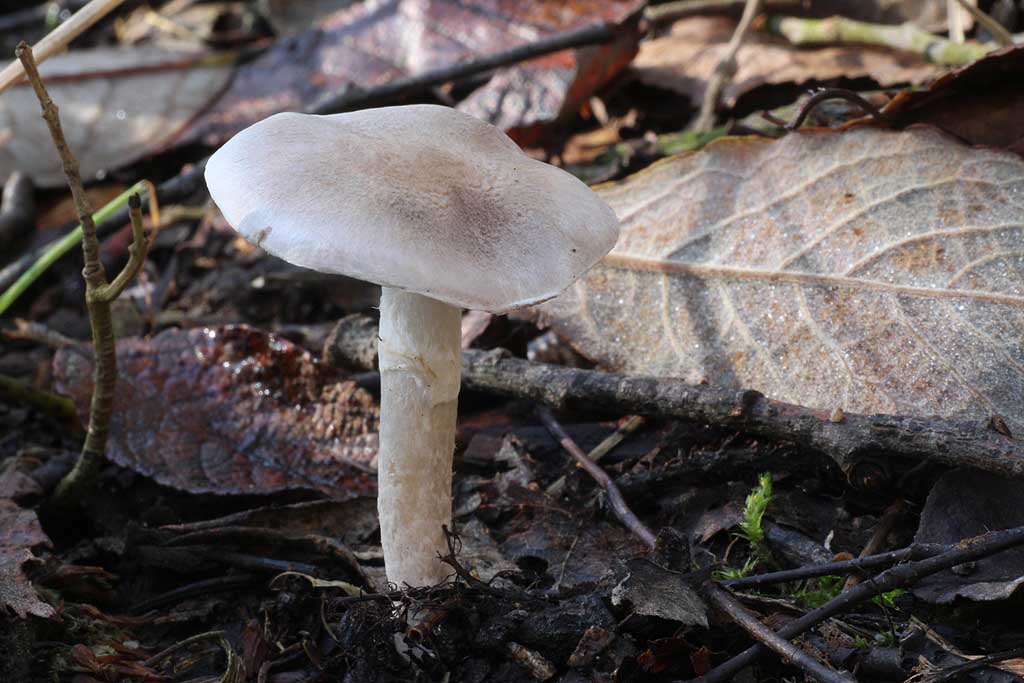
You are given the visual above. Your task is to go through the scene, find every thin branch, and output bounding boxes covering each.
[721,543,948,589]
[702,584,856,683]
[0,0,129,95]
[685,525,1024,683]
[545,414,645,496]
[691,0,763,132]
[309,20,627,116]
[644,0,802,25]
[15,42,147,508]
[765,15,994,66]
[951,0,1014,47]
[920,645,1024,683]
[537,405,658,548]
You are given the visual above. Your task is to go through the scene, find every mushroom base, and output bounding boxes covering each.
[377,287,462,588]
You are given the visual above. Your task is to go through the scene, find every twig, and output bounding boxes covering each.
[691,0,763,132]
[545,414,645,496]
[458,349,1024,481]
[765,15,994,66]
[947,0,968,43]
[0,173,35,247]
[720,543,948,589]
[685,525,1024,683]
[951,0,1014,47]
[786,88,889,130]
[844,499,906,590]
[0,0,129,95]
[702,584,856,683]
[0,374,84,437]
[536,406,657,548]
[309,20,627,116]
[16,42,149,508]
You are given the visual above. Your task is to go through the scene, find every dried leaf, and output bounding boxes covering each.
[538,127,1024,430]
[0,47,232,188]
[879,45,1024,155]
[53,326,378,498]
[913,470,1024,604]
[611,559,708,627]
[185,0,642,146]
[0,499,55,619]
[633,16,942,107]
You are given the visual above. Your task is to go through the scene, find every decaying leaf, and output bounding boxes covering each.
[914,470,1024,604]
[878,45,1024,155]
[0,499,55,619]
[611,559,708,627]
[0,47,232,188]
[53,326,378,498]
[186,0,642,145]
[539,127,1024,430]
[633,16,943,107]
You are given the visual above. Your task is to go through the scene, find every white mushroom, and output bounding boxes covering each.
[205,105,619,588]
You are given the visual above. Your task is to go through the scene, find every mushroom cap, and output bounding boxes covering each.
[204,105,619,311]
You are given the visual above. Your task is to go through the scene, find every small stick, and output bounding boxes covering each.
[702,584,856,683]
[537,406,657,548]
[0,0,129,95]
[691,0,763,132]
[951,0,1014,47]
[843,499,905,590]
[644,0,802,25]
[720,542,948,589]
[545,415,645,496]
[922,645,1024,683]
[686,525,1024,683]
[16,42,149,508]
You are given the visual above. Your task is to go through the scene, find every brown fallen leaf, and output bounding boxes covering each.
[632,16,943,107]
[0,46,232,188]
[876,45,1024,155]
[53,326,378,498]
[185,0,642,146]
[0,499,55,619]
[538,127,1024,431]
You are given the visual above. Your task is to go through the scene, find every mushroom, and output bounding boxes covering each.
[205,105,619,588]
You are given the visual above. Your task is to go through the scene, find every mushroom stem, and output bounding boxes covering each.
[377,286,462,587]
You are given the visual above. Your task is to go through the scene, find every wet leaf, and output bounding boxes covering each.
[0,47,232,188]
[633,16,942,107]
[185,0,642,145]
[53,326,378,498]
[879,45,1024,155]
[914,470,1024,604]
[538,127,1024,430]
[0,499,55,619]
[611,559,708,627]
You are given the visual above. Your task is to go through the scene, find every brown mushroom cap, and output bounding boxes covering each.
[205,105,619,311]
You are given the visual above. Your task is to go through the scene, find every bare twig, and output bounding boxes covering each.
[843,499,906,590]
[16,42,149,508]
[537,406,657,548]
[918,645,1024,683]
[545,414,645,496]
[951,0,1014,47]
[691,0,763,132]
[765,15,994,65]
[0,0,129,95]
[721,543,949,589]
[685,525,1024,683]
[703,584,856,683]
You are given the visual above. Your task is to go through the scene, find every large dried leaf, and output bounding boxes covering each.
[0,499,54,619]
[538,127,1024,430]
[53,326,378,498]
[633,16,942,107]
[0,47,231,188]
[185,0,641,146]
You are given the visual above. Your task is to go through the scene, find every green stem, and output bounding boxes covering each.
[0,180,146,317]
